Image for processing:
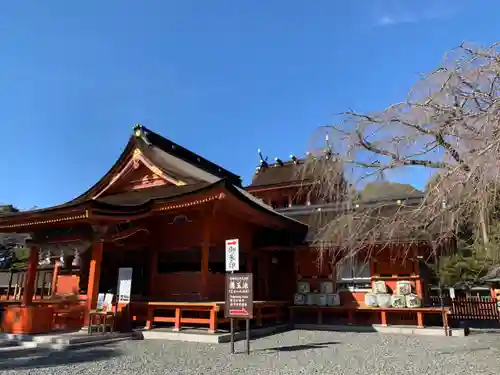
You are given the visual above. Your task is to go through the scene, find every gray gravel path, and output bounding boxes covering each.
[1,330,500,374]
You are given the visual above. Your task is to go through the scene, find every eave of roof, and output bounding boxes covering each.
[0,179,308,234]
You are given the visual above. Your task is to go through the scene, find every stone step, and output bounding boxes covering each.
[0,331,141,351]
[0,339,19,348]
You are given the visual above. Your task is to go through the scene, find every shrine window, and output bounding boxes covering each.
[336,257,371,291]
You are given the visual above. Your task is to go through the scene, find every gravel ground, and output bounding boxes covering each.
[1,330,500,374]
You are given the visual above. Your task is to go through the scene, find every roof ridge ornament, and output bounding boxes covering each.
[274,157,284,167]
[133,123,152,146]
[133,123,143,137]
[257,148,269,170]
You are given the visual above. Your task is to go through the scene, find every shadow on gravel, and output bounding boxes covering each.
[0,345,123,371]
[259,341,339,352]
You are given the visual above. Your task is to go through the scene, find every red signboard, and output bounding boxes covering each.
[225,273,253,319]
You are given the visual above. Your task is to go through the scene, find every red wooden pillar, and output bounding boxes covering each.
[246,247,253,273]
[22,244,39,306]
[201,211,211,299]
[148,249,158,298]
[85,240,103,324]
[50,261,61,297]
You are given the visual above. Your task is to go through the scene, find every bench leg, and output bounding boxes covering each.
[208,309,217,333]
[256,307,263,327]
[173,308,181,332]
[276,306,282,324]
[348,311,354,325]
[88,316,92,335]
[443,312,449,336]
[380,311,387,327]
[145,307,153,330]
[417,312,424,328]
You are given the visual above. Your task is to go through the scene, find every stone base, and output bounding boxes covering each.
[293,323,464,337]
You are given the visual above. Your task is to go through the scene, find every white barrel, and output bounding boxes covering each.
[297,281,310,294]
[365,293,379,307]
[373,281,387,294]
[320,281,334,294]
[405,294,422,308]
[326,293,340,306]
[377,293,392,308]
[317,294,327,306]
[396,280,412,295]
[391,294,406,308]
[294,293,306,305]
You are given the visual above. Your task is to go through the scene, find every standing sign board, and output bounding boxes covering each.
[225,273,253,319]
[225,239,239,272]
[117,267,133,303]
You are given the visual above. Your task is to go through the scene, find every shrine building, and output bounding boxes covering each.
[0,124,454,335]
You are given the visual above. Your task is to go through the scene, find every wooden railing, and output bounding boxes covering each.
[0,269,53,301]
[429,296,500,321]
[450,298,500,321]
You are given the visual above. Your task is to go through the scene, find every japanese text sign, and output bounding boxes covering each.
[225,238,239,272]
[225,273,253,319]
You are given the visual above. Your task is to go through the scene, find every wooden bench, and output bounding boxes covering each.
[88,311,115,334]
[290,305,450,330]
[131,300,289,333]
[140,301,220,333]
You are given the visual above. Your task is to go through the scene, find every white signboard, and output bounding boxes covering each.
[225,239,240,272]
[117,267,133,303]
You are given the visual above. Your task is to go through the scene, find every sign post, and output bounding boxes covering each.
[225,238,239,354]
[117,267,133,303]
[225,239,239,273]
[225,273,253,354]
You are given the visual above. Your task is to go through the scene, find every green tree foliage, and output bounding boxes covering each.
[0,204,29,269]
[437,249,493,287]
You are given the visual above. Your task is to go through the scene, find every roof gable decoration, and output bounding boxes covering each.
[92,147,187,200]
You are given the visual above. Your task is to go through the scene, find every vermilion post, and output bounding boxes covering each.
[51,261,61,297]
[201,211,211,299]
[85,240,103,324]
[21,244,39,306]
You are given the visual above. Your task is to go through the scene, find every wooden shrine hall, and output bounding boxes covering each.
[0,125,307,334]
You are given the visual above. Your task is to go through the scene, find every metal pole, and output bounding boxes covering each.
[245,318,250,354]
[230,269,235,354]
[230,318,235,354]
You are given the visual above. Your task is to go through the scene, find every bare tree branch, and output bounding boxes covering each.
[301,41,500,270]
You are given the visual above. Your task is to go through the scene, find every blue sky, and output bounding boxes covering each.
[0,0,498,210]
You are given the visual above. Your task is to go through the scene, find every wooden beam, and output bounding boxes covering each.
[21,244,39,306]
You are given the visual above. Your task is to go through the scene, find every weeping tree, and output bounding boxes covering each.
[302,42,500,283]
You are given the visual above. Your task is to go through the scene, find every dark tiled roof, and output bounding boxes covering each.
[249,161,307,188]
[140,126,241,185]
[277,193,451,244]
